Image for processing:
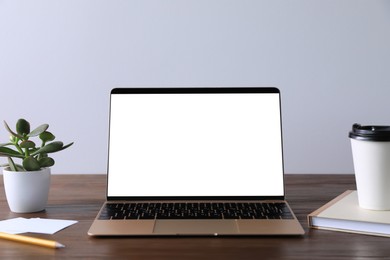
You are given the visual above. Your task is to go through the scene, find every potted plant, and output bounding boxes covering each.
[0,119,73,213]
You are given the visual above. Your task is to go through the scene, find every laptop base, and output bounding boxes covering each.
[88,219,304,236]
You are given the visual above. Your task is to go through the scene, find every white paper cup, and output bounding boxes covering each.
[349,124,390,210]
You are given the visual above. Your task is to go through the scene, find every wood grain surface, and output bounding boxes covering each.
[1,174,389,259]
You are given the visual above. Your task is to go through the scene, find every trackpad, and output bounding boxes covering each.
[153,220,239,235]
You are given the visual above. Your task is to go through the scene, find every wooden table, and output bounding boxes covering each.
[1,174,389,259]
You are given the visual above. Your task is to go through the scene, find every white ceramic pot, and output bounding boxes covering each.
[3,167,51,213]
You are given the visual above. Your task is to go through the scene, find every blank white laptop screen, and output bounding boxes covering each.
[107,90,284,197]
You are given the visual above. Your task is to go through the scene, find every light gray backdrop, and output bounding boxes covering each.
[1,0,390,174]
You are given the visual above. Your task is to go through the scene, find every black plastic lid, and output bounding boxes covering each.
[349,123,390,141]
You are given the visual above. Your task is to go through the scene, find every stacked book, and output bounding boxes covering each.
[308,190,390,237]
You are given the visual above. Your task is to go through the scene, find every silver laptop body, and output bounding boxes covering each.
[88,87,304,236]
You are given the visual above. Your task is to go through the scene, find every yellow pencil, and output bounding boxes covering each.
[0,232,65,249]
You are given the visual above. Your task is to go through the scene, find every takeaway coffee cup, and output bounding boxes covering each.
[349,123,390,210]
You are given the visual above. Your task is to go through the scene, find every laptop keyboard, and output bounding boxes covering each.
[98,202,294,220]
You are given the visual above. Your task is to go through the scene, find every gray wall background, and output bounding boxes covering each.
[1,0,390,174]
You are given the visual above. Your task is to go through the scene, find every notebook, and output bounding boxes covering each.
[88,87,304,236]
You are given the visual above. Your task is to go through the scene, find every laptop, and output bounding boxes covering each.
[88,87,304,236]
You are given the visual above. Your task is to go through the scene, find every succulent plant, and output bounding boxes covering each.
[0,119,73,171]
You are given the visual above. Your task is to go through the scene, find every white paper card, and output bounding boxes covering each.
[0,217,78,234]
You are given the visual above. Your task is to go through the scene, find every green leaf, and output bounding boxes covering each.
[28,124,49,137]
[39,131,55,142]
[0,162,24,171]
[39,157,55,167]
[0,147,24,158]
[8,157,18,171]
[3,120,23,139]
[23,156,41,171]
[16,119,30,136]
[16,164,25,171]
[20,140,36,149]
[58,142,74,152]
[31,141,64,156]
[0,142,12,147]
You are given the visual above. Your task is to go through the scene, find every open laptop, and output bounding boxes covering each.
[88,87,304,236]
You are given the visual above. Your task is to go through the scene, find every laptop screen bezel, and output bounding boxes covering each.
[106,87,286,201]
